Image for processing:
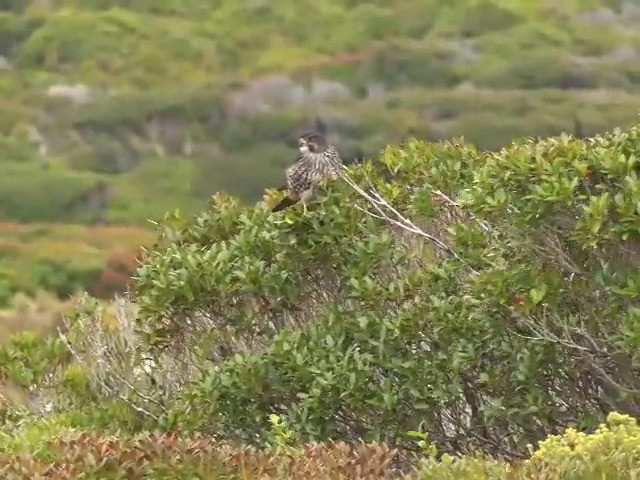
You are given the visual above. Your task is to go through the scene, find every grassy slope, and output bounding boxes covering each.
[1,0,640,310]
[0,221,155,308]
[3,1,640,218]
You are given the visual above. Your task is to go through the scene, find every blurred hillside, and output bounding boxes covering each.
[2,0,640,224]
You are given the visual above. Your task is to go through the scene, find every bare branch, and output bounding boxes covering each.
[508,307,640,401]
[430,188,490,233]
[57,327,160,421]
[336,166,480,275]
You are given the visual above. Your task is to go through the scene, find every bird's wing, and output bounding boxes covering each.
[264,151,305,193]
[284,153,310,188]
[271,160,307,212]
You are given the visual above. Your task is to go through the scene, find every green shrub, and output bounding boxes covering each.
[7,121,640,477]
[568,23,627,57]
[217,112,302,152]
[0,141,36,164]
[456,1,522,37]
[190,143,293,202]
[0,330,66,388]
[108,157,200,223]
[0,267,20,307]
[1,409,638,478]
[472,49,581,89]
[18,9,122,69]
[5,0,640,231]
[358,40,462,89]
[0,1,24,13]
[477,22,571,56]
[0,163,101,222]
[0,12,26,54]
[29,258,103,299]
[127,122,640,459]
[60,89,223,130]
[414,412,640,479]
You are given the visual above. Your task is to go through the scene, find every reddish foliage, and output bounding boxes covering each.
[89,247,143,298]
[106,247,142,274]
[0,431,401,479]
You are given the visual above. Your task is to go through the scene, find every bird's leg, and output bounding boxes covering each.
[299,188,315,215]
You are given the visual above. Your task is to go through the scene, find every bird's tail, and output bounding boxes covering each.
[262,185,288,208]
[271,196,298,212]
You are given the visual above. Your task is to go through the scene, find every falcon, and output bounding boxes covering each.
[270,132,343,214]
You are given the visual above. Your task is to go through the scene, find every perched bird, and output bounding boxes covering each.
[271,132,343,214]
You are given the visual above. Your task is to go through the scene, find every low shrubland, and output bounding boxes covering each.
[2,122,640,476]
[0,223,154,308]
[3,0,640,227]
[0,413,638,478]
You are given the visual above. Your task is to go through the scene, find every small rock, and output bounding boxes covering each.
[309,78,352,104]
[366,82,386,100]
[46,83,92,105]
[576,8,617,26]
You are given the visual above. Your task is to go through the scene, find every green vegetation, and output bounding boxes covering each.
[2,0,640,303]
[2,0,640,475]
[0,412,638,478]
[0,223,154,308]
[2,0,640,224]
[2,120,640,476]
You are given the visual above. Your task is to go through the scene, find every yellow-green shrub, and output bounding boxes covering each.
[525,412,640,479]
[413,412,640,479]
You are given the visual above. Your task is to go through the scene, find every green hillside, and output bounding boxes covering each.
[2,0,640,224]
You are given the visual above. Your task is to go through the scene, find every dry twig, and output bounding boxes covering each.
[335,165,480,275]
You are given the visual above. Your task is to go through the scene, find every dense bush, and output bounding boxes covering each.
[0,163,100,222]
[1,395,638,477]
[356,40,463,89]
[3,0,640,473]
[414,412,640,479]
[76,122,634,460]
[29,258,104,299]
[8,84,638,226]
[456,0,522,37]
[0,330,66,388]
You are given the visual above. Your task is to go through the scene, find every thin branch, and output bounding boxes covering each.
[508,308,640,397]
[430,188,490,233]
[57,326,164,420]
[336,166,479,275]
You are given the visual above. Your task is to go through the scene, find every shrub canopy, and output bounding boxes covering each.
[127,123,640,457]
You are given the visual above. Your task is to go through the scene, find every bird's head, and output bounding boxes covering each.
[299,132,327,154]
